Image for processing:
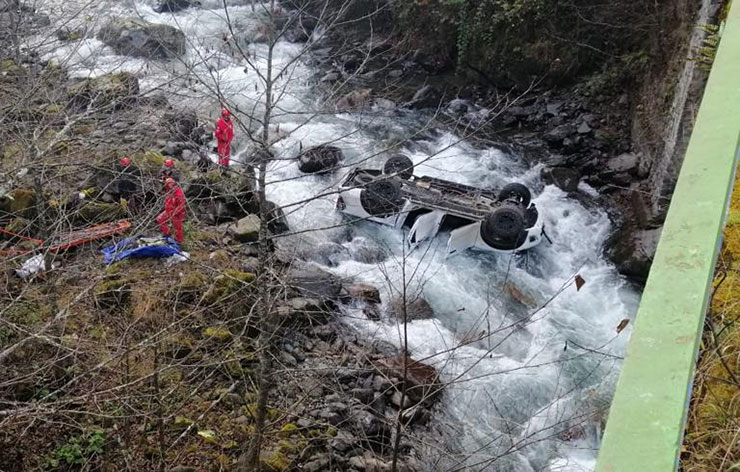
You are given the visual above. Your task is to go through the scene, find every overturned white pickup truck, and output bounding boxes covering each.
[335,156,546,255]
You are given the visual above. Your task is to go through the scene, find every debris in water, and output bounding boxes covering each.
[574,274,586,291]
[616,318,630,334]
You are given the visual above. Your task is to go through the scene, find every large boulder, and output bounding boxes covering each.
[76,201,127,224]
[154,0,197,13]
[606,226,662,282]
[542,167,580,192]
[97,18,186,59]
[374,354,440,404]
[404,85,443,109]
[388,296,434,321]
[297,145,343,174]
[336,88,371,112]
[287,265,343,300]
[67,72,140,109]
[228,214,260,243]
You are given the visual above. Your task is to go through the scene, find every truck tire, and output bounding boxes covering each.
[298,145,343,173]
[480,205,527,250]
[383,155,414,180]
[360,178,403,217]
[498,183,531,207]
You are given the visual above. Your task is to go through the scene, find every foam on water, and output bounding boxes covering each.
[32,1,640,468]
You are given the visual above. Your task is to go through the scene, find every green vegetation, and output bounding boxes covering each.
[395,0,687,87]
[44,430,105,468]
[683,172,740,470]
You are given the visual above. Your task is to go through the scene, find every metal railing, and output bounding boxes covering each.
[596,1,740,470]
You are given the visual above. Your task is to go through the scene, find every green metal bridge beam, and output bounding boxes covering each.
[596,2,740,471]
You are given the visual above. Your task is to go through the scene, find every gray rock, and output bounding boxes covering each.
[163,141,188,157]
[330,430,357,452]
[546,101,564,115]
[606,153,639,175]
[228,214,260,243]
[348,455,392,471]
[577,122,592,134]
[287,265,343,299]
[350,388,374,404]
[336,88,372,112]
[401,405,430,425]
[447,98,469,115]
[319,408,344,425]
[304,456,331,472]
[607,226,662,281]
[405,85,442,109]
[302,242,350,267]
[354,410,391,449]
[154,0,195,14]
[97,18,186,59]
[542,167,580,192]
[544,124,575,147]
[67,73,140,109]
[391,390,413,409]
[370,392,387,416]
[343,283,381,304]
[320,71,340,83]
[347,237,387,263]
[373,98,396,110]
[388,296,434,321]
[278,297,329,319]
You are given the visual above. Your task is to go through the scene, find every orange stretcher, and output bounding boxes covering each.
[0,219,131,257]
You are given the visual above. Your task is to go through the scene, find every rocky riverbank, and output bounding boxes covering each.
[1,36,442,470]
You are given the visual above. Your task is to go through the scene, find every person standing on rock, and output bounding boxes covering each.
[214,108,234,168]
[157,177,186,244]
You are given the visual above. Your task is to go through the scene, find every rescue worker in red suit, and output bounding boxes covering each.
[214,108,234,168]
[157,177,186,244]
[159,158,181,182]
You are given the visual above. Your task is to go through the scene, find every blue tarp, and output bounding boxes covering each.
[102,236,181,264]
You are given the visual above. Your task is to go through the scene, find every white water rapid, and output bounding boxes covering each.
[33,1,640,470]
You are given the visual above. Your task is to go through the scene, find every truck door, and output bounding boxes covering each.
[407,210,445,250]
[446,222,481,256]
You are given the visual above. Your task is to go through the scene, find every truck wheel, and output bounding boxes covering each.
[383,155,414,180]
[298,145,343,173]
[480,205,527,250]
[360,178,403,217]
[498,183,531,207]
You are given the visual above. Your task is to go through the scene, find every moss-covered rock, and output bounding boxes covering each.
[278,423,299,438]
[259,449,291,471]
[204,269,255,303]
[163,333,196,359]
[93,277,132,310]
[67,72,140,109]
[76,201,127,224]
[1,217,32,239]
[228,215,260,243]
[204,326,232,342]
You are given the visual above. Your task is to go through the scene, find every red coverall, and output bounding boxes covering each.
[215,116,234,167]
[157,183,186,243]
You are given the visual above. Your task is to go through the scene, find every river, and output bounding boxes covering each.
[35,1,640,469]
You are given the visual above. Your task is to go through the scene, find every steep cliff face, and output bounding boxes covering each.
[633,0,721,223]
